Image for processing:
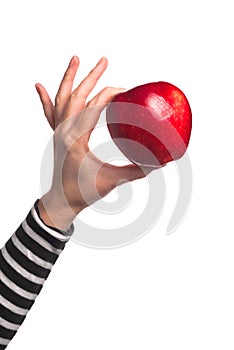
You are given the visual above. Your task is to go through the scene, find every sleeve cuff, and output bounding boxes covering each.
[32,199,74,241]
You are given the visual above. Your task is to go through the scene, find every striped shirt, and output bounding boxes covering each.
[0,200,74,349]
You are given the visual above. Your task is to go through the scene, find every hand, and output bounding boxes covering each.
[36,56,155,230]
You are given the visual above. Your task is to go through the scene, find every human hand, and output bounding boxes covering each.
[36,56,157,230]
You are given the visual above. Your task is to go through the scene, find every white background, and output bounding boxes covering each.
[0,0,234,349]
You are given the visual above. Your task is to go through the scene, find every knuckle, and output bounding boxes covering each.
[55,94,63,105]
[70,91,77,99]
[71,90,85,102]
[64,70,72,79]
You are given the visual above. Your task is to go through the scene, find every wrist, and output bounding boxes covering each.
[38,193,84,231]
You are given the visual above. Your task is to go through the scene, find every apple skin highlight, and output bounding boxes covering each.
[106,82,192,167]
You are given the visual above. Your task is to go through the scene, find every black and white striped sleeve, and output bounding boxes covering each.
[0,200,74,349]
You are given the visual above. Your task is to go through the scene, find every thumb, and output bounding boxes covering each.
[112,164,152,185]
[112,163,166,186]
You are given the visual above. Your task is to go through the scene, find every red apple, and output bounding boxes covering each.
[106,82,192,167]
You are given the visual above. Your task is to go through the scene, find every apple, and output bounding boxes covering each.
[106,82,192,167]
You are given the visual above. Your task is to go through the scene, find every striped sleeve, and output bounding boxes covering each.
[0,200,74,349]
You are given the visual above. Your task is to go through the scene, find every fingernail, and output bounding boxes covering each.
[69,56,78,67]
[96,56,106,66]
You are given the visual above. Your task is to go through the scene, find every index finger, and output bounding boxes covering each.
[66,57,108,115]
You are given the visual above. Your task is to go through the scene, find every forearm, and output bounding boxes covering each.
[0,200,74,349]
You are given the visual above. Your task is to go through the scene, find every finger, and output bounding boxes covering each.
[86,86,126,108]
[77,86,126,141]
[35,83,55,130]
[55,55,80,109]
[65,57,108,118]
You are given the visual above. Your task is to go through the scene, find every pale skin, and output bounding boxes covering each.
[36,56,157,231]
